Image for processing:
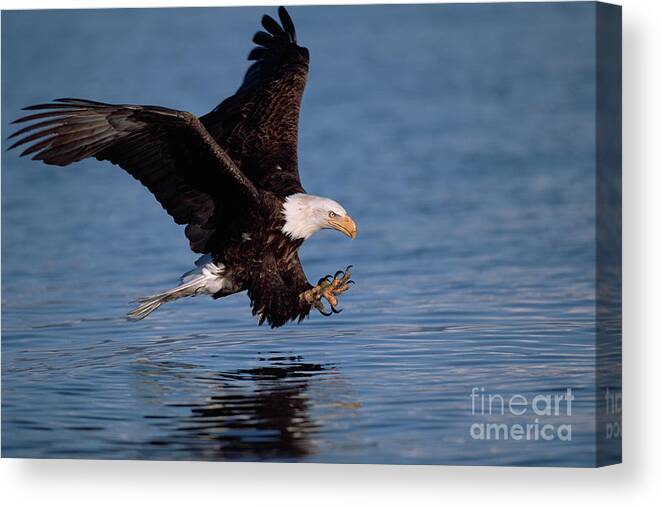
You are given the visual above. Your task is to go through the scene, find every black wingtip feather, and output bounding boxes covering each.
[261,14,286,39]
[253,30,276,48]
[278,6,296,43]
[9,120,55,138]
[12,110,77,124]
[22,103,76,111]
[53,97,109,106]
[19,136,54,157]
[247,47,269,61]
[247,7,301,66]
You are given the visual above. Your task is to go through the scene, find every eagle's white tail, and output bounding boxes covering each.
[128,255,227,320]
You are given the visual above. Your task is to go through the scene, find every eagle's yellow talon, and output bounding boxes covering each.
[300,267,354,316]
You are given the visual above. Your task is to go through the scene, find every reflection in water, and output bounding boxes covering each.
[141,355,339,461]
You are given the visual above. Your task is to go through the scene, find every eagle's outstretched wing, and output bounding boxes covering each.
[9,99,259,253]
[201,6,309,197]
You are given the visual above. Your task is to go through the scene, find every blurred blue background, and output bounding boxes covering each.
[2,3,599,465]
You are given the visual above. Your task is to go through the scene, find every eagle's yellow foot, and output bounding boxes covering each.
[300,265,354,316]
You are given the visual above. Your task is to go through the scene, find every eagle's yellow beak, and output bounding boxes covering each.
[329,215,357,240]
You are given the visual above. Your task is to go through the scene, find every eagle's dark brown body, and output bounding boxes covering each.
[8,7,355,327]
[207,192,310,327]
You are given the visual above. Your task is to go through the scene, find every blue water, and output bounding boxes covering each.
[2,3,602,465]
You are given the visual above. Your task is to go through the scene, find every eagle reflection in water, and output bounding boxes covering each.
[141,355,353,461]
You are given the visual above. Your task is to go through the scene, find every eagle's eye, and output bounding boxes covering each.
[328,211,337,219]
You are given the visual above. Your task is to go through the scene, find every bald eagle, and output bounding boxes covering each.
[8,7,356,328]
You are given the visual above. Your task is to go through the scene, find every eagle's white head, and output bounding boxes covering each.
[281,193,357,241]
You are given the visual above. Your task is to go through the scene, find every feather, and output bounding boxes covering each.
[8,118,62,138]
[261,14,286,38]
[253,30,276,48]
[12,109,85,124]
[247,47,269,61]
[53,97,108,106]
[278,6,296,42]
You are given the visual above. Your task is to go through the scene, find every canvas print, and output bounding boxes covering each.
[1,2,621,466]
